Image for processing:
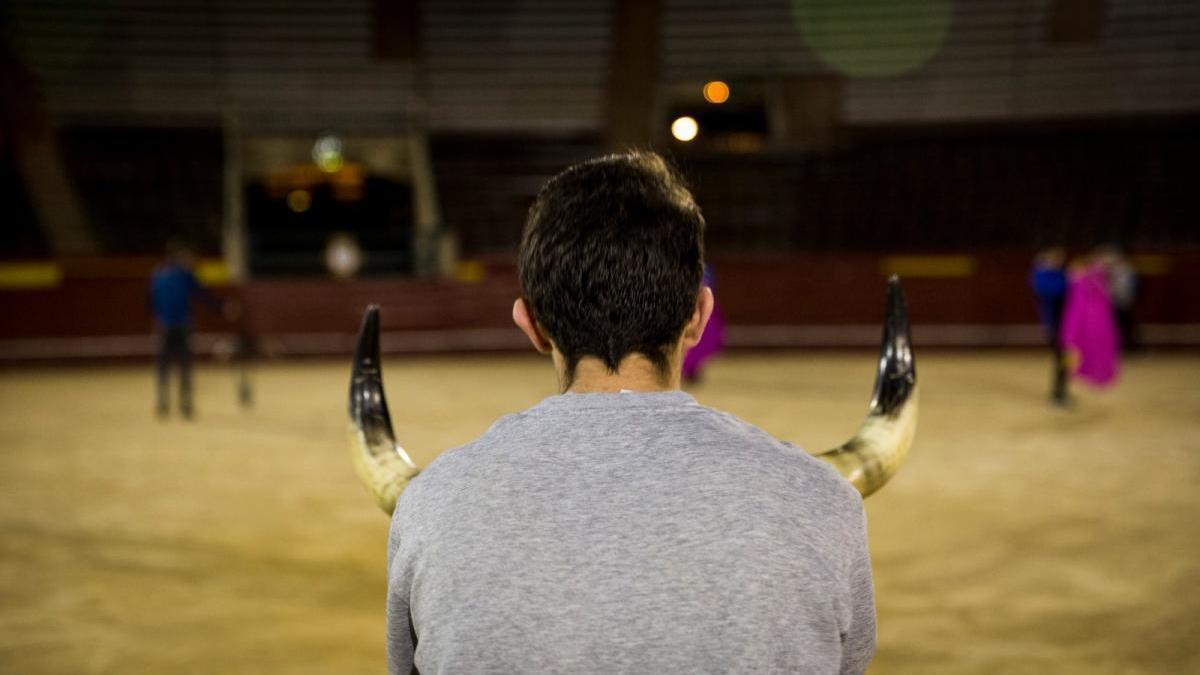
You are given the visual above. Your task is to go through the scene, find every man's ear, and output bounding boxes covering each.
[512,298,553,354]
[681,286,715,350]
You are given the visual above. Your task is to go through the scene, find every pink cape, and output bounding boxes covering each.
[1060,265,1120,387]
[683,304,726,380]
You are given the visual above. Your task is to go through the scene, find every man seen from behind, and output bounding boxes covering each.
[386,152,876,674]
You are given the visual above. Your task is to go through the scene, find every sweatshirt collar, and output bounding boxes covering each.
[529,390,699,413]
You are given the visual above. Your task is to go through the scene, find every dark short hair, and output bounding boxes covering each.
[518,152,705,383]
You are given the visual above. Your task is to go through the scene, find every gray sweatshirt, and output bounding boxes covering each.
[387,391,876,674]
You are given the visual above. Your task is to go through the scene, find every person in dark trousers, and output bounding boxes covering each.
[1031,248,1070,406]
[149,240,224,419]
[225,297,265,410]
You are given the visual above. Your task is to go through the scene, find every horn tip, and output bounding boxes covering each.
[354,305,383,369]
[886,275,905,304]
[885,275,909,317]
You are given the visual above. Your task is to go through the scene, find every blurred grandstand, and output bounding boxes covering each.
[1,0,1198,359]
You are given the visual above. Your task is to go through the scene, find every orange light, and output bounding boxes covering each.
[703,80,730,104]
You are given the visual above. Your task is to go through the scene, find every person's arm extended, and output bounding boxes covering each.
[839,501,877,675]
[186,269,228,316]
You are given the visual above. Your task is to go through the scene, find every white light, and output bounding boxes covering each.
[313,135,344,173]
[671,116,699,142]
[324,233,364,279]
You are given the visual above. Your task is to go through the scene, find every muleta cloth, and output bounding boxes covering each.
[1060,264,1121,387]
[347,277,920,514]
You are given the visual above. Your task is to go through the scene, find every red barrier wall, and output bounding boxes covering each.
[1,251,1197,360]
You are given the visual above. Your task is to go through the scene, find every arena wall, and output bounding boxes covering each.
[2,251,1197,361]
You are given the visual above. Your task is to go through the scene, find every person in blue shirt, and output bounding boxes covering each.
[1030,247,1069,405]
[149,240,224,419]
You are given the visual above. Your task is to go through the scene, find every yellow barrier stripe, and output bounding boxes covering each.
[195,259,231,286]
[0,262,63,289]
[880,255,976,278]
[454,259,487,283]
[1130,254,1170,276]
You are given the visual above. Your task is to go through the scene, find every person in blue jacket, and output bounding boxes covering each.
[1031,247,1069,406]
[149,239,225,419]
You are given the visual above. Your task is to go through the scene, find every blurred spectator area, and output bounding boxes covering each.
[60,127,224,254]
[5,120,1196,260]
[4,0,1197,130]
[434,118,1199,256]
[3,0,1198,257]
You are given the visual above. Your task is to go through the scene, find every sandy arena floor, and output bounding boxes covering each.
[1,351,1198,674]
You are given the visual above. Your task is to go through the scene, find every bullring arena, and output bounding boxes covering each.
[2,351,1197,674]
[4,0,1200,672]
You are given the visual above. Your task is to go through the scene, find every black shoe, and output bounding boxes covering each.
[1050,395,1073,409]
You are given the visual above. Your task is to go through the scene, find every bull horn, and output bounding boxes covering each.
[816,276,918,497]
[348,305,420,514]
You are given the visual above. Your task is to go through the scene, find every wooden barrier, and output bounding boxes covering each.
[1,251,1197,359]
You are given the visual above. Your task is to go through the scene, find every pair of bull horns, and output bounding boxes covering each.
[349,277,917,514]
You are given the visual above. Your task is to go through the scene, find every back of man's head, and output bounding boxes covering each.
[518,151,705,382]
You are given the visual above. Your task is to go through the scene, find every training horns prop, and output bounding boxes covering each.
[348,278,917,514]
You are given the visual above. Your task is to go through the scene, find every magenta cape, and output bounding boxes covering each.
[1060,266,1120,387]
[683,304,726,379]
